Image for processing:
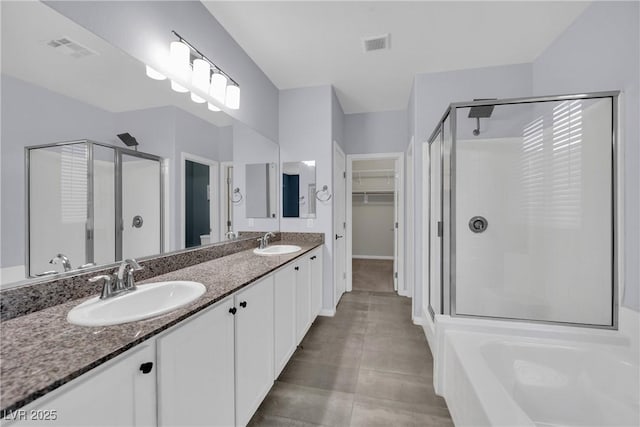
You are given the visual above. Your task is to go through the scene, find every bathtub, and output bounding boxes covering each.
[435,320,639,427]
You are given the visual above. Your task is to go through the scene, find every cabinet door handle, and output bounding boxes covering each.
[229,307,237,315]
[310,256,317,260]
[239,301,247,308]
[294,266,299,271]
[139,362,153,374]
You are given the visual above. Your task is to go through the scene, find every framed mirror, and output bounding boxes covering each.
[0,1,279,286]
[282,161,317,219]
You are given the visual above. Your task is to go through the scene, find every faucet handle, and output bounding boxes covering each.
[89,274,112,284]
[89,275,114,300]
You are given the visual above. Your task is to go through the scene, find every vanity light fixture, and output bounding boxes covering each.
[145,31,241,111]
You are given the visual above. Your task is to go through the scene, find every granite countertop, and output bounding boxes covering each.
[0,240,322,414]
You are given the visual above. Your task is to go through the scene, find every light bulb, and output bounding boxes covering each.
[145,65,166,80]
[210,73,227,103]
[170,41,190,93]
[225,84,240,110]
[208,103,221,112]
[190,58,210,103]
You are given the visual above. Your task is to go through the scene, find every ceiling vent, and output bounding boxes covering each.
[362,34,390,52]
[46,37,97,59]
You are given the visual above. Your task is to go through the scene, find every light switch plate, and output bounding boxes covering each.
[248,218,254,227]
[307,218,314,228]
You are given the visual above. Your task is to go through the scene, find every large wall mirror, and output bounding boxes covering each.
[0,2,279,286]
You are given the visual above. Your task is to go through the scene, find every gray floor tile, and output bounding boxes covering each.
[279,359,360,393]
[355,369,446,408]
[360,349,433,378]
[362,334,430,358]
[248,411,325,427]
[350,396,453,427]
[258,382,354,427]
[296,336,364,367]
[365,320,426,340]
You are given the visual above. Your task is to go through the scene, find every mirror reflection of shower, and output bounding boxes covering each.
[27,140,164,277]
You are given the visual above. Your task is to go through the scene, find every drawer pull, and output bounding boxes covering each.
[139,362,153,374]
[229,307,237,315]
[240,301,247,308]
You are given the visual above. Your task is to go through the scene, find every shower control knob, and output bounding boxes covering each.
[469,216,488,233]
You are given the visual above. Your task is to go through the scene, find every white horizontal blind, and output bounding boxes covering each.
[60,144,88,223]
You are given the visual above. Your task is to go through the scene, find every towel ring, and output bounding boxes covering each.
[231,188,243,204]
[315,185,332,202]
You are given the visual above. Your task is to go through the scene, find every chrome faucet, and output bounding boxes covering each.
[257,232,276,249]
[115,259,144,292]
[49,253,72,272]
[225,231,239,240]
[89,275,116,300]
[88,259,143,300]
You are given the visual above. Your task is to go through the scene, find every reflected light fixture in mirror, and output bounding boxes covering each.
[146,31,241,111]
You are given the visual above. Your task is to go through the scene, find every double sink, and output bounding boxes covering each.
[67,244,301,327]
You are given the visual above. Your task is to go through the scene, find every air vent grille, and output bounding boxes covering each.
[46,37,97,59]
[363,34,390,52]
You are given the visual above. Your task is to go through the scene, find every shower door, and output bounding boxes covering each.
[451,96,616,327]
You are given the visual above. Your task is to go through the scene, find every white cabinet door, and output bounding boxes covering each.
[295,257,311,343]
[8,344,156,427]
[274,264,296,378]
[157,297,235,427]
[234,276,274,427]
[310,249,323,319]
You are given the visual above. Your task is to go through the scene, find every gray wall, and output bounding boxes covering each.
[45,1,280,143]
[1,75,116,268]
[279,86,336,312]
[344,110,408,155]
[532,1,640,311]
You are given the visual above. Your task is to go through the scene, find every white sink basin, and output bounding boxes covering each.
[253,245,302,256]
[67,281,206,326]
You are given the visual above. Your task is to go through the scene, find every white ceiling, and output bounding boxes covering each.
[1,1,232,127]
[202,1,590,114]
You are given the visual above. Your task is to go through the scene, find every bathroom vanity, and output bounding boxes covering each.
[0,236,324,427]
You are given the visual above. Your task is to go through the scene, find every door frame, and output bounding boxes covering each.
[406,138,415,300]
[333,142,347,307]
[180,153,219,249]
[219,161,234,237]
[346,151,405,296]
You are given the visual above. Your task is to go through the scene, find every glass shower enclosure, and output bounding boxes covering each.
[26,140,164,277]
[426,92,618,328]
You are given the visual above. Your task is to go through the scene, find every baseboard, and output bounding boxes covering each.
[319,308,336,317]
[413,316,427,326]
[352,255,394,260]
[397,289,410,297]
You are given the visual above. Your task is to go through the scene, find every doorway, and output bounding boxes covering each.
[346,153,404,296]
[181,153,218,249]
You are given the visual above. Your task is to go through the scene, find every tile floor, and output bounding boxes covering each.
[248,290,453,426]
[351,259,395,293]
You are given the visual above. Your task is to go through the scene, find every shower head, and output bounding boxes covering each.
[468,99,496,136]
[468,99,497,118]
[117,133,139,150]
